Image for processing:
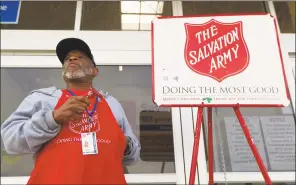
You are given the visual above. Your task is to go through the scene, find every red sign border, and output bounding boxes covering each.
[151,13,291,108]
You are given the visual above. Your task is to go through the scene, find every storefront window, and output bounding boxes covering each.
[203,106,295,172]
[1,66,175,176]
[274,1,295,33]
[182,1,266,15]
[1,1,76,30]
[80,1,172,31]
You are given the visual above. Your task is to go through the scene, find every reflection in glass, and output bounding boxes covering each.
[1,1,76,30]
[1,66,175,176]
[140,111,174,163]
[203,107,295,172]
[81,1,172,31]
[274,1,295,33]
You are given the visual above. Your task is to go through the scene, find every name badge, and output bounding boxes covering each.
[81,132,98,155]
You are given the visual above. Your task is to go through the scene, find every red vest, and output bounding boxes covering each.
[27,89,127,184]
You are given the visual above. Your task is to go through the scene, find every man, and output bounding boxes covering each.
[1,38,141,184]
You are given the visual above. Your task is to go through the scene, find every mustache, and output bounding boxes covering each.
[62,67,95,78]
[66,62,82,69]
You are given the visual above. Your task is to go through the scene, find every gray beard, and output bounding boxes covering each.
[62,68,94,80]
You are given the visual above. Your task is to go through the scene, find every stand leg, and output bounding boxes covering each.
[233,106,272,185]
[208,107,214,185]
[189,107,204,185]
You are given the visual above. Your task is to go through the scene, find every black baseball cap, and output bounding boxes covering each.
[56,38,96,66]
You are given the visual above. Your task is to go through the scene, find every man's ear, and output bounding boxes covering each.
[94,67,99,76]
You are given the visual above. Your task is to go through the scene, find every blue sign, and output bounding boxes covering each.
[0,1,21,24]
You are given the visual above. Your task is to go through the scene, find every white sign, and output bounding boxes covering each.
[152,14,290,107]
[224,116,268,171]
[260,115,295,171]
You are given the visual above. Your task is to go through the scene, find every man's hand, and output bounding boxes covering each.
[53,96,90,124]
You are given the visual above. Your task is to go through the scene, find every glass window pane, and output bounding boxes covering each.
[80,1,172,31]
[182,1,266,15]
[1,66,175,176]
[203,106,295,172]
[0,1,76,30]
[274,1,295,33]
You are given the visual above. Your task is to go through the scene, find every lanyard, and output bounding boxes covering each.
[67,89,99,123]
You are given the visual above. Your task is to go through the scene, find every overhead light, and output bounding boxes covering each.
[121,1,140,14]
[140,1,164,14]
[121,1,164,14]
[141,1,158,14]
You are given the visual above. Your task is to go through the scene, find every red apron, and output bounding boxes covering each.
[27,89,127,184]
